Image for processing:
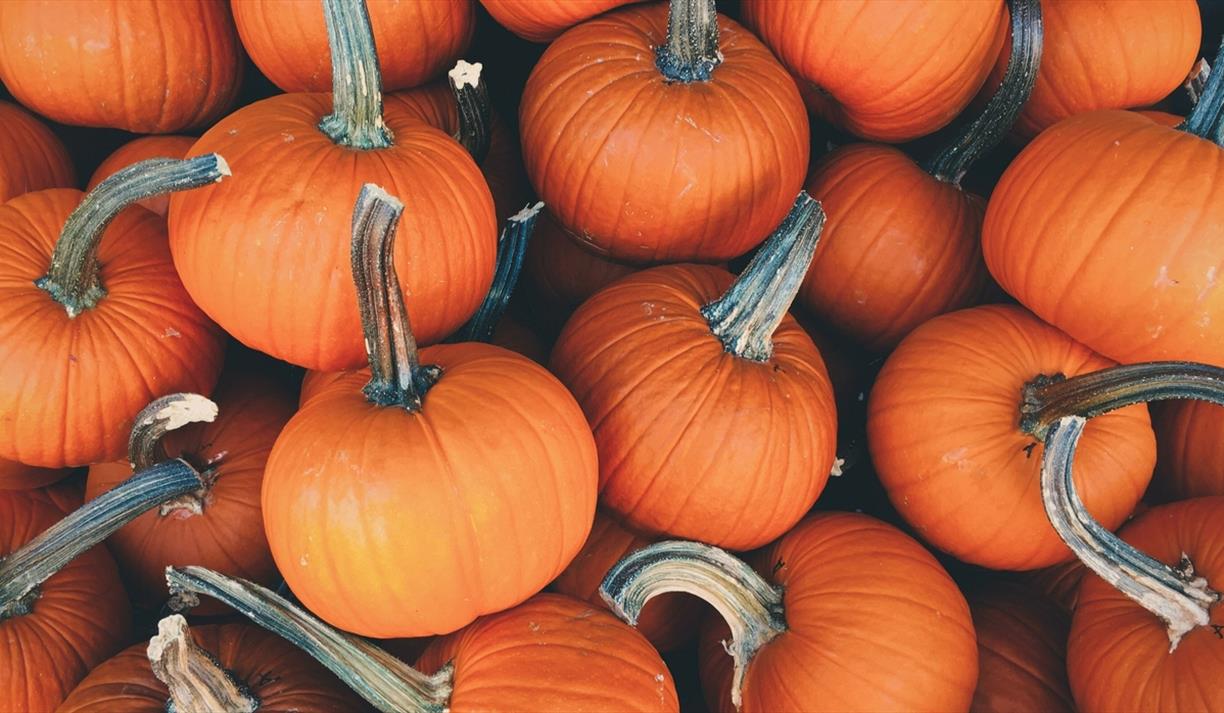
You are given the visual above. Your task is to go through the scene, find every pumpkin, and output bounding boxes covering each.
[550,194,836,550]
[0,458,71,491]
[0,100,74,204]
[169,0,495,371]
[1152,399,1224,500]
[741,0,1006,142]
[519,0,808,263]
[232,0,473,94]
[604,512,978,712]
[1025,559,1086,614]
[262,185,596,638]
[525,210,638,309]
[0,156,228,468]
[86,136,195,217]
[0,0,241,133]
[478,0,642,42]
[29,477,85,515]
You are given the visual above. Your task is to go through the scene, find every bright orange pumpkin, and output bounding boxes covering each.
[1152,399,1224,500]
[0,101,73,204]
[478,0,642,42]
[86,136,195,217]
[525,210,638,309]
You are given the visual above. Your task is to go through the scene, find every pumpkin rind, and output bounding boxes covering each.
[86,136,196,217]
[525,210,638,309]
[0,101,74,204]
[478,0,643,42]
[1152,399,1224,500]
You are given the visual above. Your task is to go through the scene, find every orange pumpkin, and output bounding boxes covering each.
[525,210,638,309]
[741,0,1006,142]
[1025,559,1086,614]
[0,458,70,490]
[0,0,241,133]
[520,0,808,263]
[478,0,642,42]
[1153,399,1224,500]
[0,157,227,467]
[87,136,195,217]
[0,100,73,204]
[550,195,836,550]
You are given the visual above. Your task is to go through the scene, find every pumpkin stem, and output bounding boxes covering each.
[923,0,1043,184]
[1180,37,1224,144]
[125,393,222,517]
[701,192,825,362]
[451,202,543,343]
[1020,361,1224,440]
[351,184,441,410]
[656,0,722,82]
[148,614,261,713]
[165,566,453,713]
[600,541,786,711]
[448,60,491,163]
[1183,58,1211,107]
[1041,416,1219,650]
[36,155,229,317]
[0,458,201,621]
[318,0,394,150]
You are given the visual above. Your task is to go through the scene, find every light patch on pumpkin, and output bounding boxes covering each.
[162,326,181,338]
[1197,266,1218,302]
[1154,265,1177,288]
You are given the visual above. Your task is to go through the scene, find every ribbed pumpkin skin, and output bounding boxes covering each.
[520,4,808,264]
[417,593,678,712]
[0,190,225,468]
[742,0,1005,142]
[868,305,1155,570]
[167,94,496,371]
[232,0,473,94]
[1068,497,1224,713]
[550,265,837,550]
[1025,559,1085,614]
[0,101,73,204]
[263,343,597,638]
[1,490,130,713]
[86,136,195,217]
[0,0,241,133]
[478,0,642,42]
[1153,400,1224,501]
[58,622,362,712]
[699,513,978,712]
[799,144,988,351]
[983,111,1224,366]
[525,210,638,309]
[0,458,70,490]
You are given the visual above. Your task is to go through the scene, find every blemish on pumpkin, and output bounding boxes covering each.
[1153,266,1177,288]
[162,326,181,338]
[227,128,239,136]
[1147,324,1166,339]
[528,621,540,632]
[281,132,296,143]
[299,553,310,567]
[1197,266,1218,302]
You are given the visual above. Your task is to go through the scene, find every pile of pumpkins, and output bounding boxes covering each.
[0,0,1221,711]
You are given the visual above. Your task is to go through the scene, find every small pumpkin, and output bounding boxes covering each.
[1152,399,1224,500]
[87,136,195,217]
[478,0,642,42]
[525,210,638,309]
[0,100,73,204]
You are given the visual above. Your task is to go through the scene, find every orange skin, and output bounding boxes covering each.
[550,264,837,551]
[799,144,989,352]
[742,0,1005,142]
[520,3,808,264]
[0,458,70,490]
[263,343,597,638]
[478,0,643,42]
[417,593,678,712]
[1024,559,1086,614]
[1,490,131,713]
[868,305,1155,570]
[168,94,496,371]
[86,136,195,217]
[232,0,472,94]
[984,110,1224,366]
[1153,400,1224,501]
[699,513,978,713]
[0,101,74,204]
[0,190,224,468]
[1068,497,1224,712]
[525,210,638,309]
[0,0,241,133]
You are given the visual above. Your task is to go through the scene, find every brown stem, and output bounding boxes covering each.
[448,60,491,163]
[128,393,218,472]
[318,0,394,150]
[148,615,260,713]
[655,0,722,82]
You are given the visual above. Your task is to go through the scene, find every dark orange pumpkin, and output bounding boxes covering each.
[0,100,73,204]
[87,136,195,217]
[525,210,638,309]
[0,0,242,133]
[478,0,642,42]
[520,0,808,263]
[1153,399,1224,500]
[1025,559,1086,614]
[27,476,84,514]
[0,458,70,490]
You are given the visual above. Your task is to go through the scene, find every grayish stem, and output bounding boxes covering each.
[318,0,394,149]
[452,202,543,343]
[448,60,491,163]
[148,615,260,713]
[655,0,722,82]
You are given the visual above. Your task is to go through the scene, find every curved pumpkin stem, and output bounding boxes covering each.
[318,0,394,150]
[148,615,260,713]
[37,154,230,317]
[1180,37,1224,144]
[0,458,201,620]
[451,201,543,343]
[1183,58,1211,107]
[1040,416,1219,649]
[600,541,786,711]
[656,0,722,82]
[165,566,452,713]
[126,393,221,517]
[701,192,825,362]
[448,60,491,163]
[351,184,441,410]
[923,0,1043,184]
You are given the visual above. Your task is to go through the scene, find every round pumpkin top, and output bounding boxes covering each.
[479,0,643,42]
[0,100,74,205]
[87,136,196,217]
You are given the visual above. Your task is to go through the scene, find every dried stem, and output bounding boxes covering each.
[452,202,543,343]
[148,615,260,713]
[318,0,394,149]
[655,0,722,82]
[448,60,491,163]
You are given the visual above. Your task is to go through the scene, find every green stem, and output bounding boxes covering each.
[600,541,785,711]
[1180,36,1224,144]
[924,0,1042,183]
[452,202,543,343]
[147,615,260,713]
[448,60,491,163]
[36,155,229,317]
[1040,416,1218,649]
[166,566,452,713]
[655,0,722,82]
[700,192,825,362]
[318,0,394,150]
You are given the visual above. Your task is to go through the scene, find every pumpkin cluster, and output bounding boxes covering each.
[1,1,1222,712]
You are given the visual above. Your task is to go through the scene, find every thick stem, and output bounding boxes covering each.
[448,60,491,163]
[1180,36,1224,144]
[128,393,218,472]
[655,0,722,82]
[923,0,1042,184]
[166,566,452,713]
[1020,361,1224,440]
[36,155,230,317]
[1183,58,1211,107]
[0,459,201,620]
[600,541,785,711]
[318,0,394,150]
[148,615,260,713]
[1040,416,1218,649]
[700,193,825,362]
[451,202,543,343]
